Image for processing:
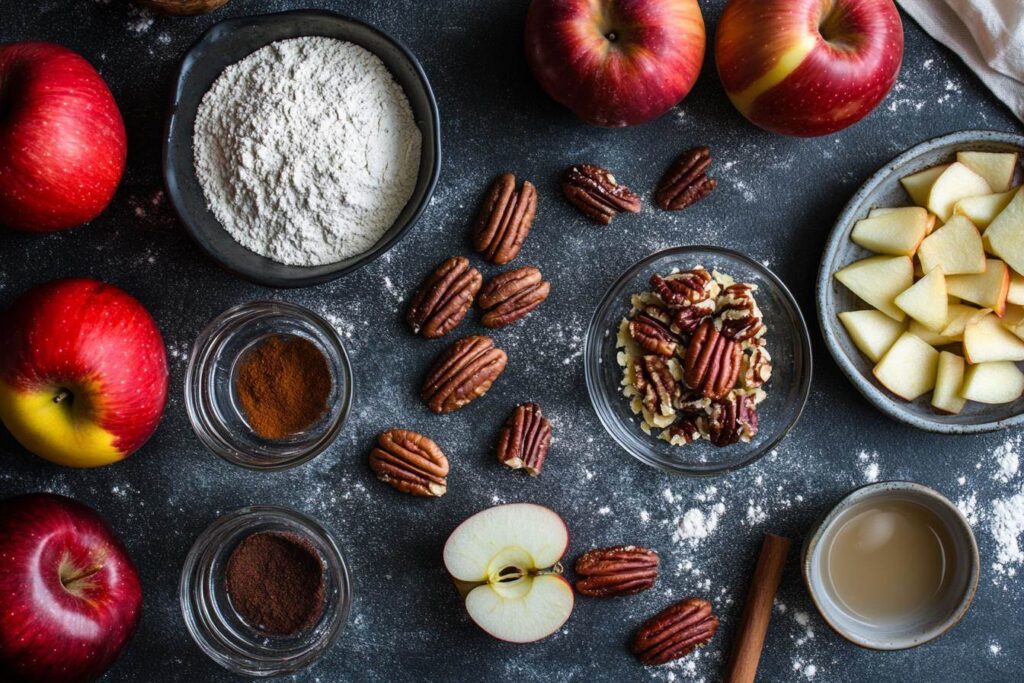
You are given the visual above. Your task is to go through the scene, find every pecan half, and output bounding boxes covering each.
[629,312,679,357]
[421,336,507,414]
[369,429,448,497]
[473,173,538,264]
[575,546,659,597]
[562,164,641,225]
[715,283,764,342]
[495,403,552,475]
[406,256,482,338]
[655,147,716,211]
[632,355,681,418]
[671,298,716,336]
[478,267,550,328]
[683,321,741,400]
[650,269,718,308]
[632,597,720,666]
[708,394,759,447]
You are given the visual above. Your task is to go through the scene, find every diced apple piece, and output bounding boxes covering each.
[963,313,1024,363]
[927,162,992,222]
[838,310,906,362]
[1008,272,1024,306]
[983,188,1024,276]
[895,268,947,331]
[932,351,966,414]
[957,151,1019,193]
[946,259,1010,316]
[909,321,960,346]
[1001,306,1024,341]
[960,362,1024,404]
[873,333,939,400]
[901,164,949,207]
[851,210,929,256]
[871,207,939,235]
[917,215,986,275]
[940,303,990,337]
[834,256,914,322]
[954,189,1017,229]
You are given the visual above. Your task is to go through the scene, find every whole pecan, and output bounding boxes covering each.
[632,597,720,666]
[562,164,641,225]
[369,429,448,497]
[473,173,538,264]
[421,335,507,414]
[655,146,716,211]
[715,283,764,342]
[708,394,759,447]
[406,256,482,338]
[478,266,550,328]
[629,312,679,357]
[495,403,552,475]
[632,355,681,419]
[575,546,659,597]
[683,320,741,400]
[650,269,718,308]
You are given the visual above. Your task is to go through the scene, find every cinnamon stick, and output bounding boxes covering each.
[723,533,791,683]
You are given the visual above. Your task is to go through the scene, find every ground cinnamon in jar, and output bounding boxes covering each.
[224,531,326,636]
[234,334,331,439]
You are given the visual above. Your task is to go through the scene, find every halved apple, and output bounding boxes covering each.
[946,259,1010,316]
[927,162,992,222]
[872,333,939,401]
[834,256,914,321]
[851,209,929,256]
[963,313,1024,363]
[901,164,949,207]
[894,268,947,331]
[932,351,966,414]
[954,189,1017,229]
[960,362,1024,404]
[956,151,1019,193]
[982,188,1024,275]
[940,303,990,338]
[443,503,573,643]
[917,215,986,275]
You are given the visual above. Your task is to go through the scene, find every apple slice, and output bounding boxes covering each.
[1001,305,1024,341]
[982,188,1024,276]
[851,209,928,256]
[963,313,1024,363]
[869,208,938,235]
[894,268,947,331]
[873,333,939,401]
[940,303,990,338]
[1008,272,1024,306]
[901,164,949,207]
[838,310,906,362]
[946,259,1010,316]
[917,215,985,275]
[954,189,1017,229]
[960,362,1024,404]
[957,151,1019,193]
[932,351,966,414]
[909,321,960,346]
[443,503,573,643]
[927,162,992,222]
[834,256,913,322]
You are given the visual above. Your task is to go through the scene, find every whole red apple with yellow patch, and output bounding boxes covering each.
[0,278,167,467]
[525,0,706,127]
[715,0,903,137]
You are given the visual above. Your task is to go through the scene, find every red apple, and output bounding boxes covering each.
[0,278,167,467]
[0,493,142,682]
[525,0,706,127]
[0,42,126,232]
[715,0,903,137]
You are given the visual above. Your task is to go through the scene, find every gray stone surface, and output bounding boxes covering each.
[1,1,1022,681]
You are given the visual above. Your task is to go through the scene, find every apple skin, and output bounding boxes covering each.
[715,0,903,137]
[0,493,142,683]
[525,0,706,127]
[0,278,168,467]
[0,42,126,232]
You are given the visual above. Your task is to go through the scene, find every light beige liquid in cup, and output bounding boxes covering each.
[825,500,955,622]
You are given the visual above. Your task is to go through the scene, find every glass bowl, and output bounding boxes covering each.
[185,301,352,470]
[179,505,352,677]
[584,246,812,476]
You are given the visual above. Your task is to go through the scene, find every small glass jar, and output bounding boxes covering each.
[185,300,352,470]
[179,506,352,677]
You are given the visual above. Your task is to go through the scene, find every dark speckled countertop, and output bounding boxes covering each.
[1,1,1023,681]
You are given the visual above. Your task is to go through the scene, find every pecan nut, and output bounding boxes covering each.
[478,266,550,328]
[671,298,716,336]
[473,173,538,264]
[496,403,552,475]
[369,429,448,497]
[629,312,679,357]
[741,343,773,389]
[655,146,717,211]
[715,283,764,341]
[421,335,507,414]
[632,597,720,666]
[562,164,641,225]
[650,269,718,308]
[632,355,681,419]
[708,394,759,447]
[406,256,482,338]
[574,546,659,597]
[683,321,741,400]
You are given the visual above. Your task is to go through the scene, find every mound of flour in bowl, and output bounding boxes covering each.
[193,36,422,266]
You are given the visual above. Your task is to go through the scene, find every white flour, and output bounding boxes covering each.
[194,37,421,266]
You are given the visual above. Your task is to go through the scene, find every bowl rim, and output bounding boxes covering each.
[800,480,980,651]
[816,129,1024,434]
[583,244,813,476]
[162,9,442,288]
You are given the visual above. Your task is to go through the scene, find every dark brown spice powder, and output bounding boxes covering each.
[224,531,326,636]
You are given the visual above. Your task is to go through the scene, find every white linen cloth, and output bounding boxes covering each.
[897,0,1024,122]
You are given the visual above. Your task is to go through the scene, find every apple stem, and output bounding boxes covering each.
[605,32,617,42]
[53,388,72,405]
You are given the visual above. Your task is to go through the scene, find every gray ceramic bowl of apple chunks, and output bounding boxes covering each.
[818,130,1024,434]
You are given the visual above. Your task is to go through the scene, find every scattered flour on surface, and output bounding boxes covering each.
[993,435,1021,483]
[858,450,880,482]
[991,491,1024,578]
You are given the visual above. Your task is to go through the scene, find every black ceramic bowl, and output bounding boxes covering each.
[164,10,441,288]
